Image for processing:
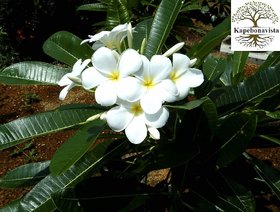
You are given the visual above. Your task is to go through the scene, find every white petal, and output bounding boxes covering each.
[163,42,185,57]
[117,77,144,102]
[95,81,118,106]
[112,23,128,32]
[92,41,105,50]
[172,53,190,77]
[183,68,204,88]
[189,58,197,67]
[157,79,178,102]
[134,55,149,79]
[148,127,160,140]
[84,31,110,43]
[92,47,118,74]
[140,91,163,114]
[59,84,74,100]
[58,74,72,86]
[81,67,107,89]
[174,77,190,100]
[106,106,133,132]
[74,59,91,75]
[150,55,172,83]
[145,106,169,128]
[118,49,142,76]
[125,115,147,144]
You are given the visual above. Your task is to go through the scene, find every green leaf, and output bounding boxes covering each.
[18,139,126,211]
[0,62,68,85]
[50,120,107,175]
[132,18,153,52]
[219,174,255,212]
[51,188,84,212]
[258,135,280,146]
[0,161,50,188]
[214,65,280,109]
[0,106,104,150]
[246,154,280,200]
[203,55,227,82]
[0,199,20,212]
[201,98,218,131]
[215,113,257,167]
[232,51,249,85]
[43,31,93,66]
[144,0,184,59]
[165,98,207,110]
[77,3,108,12]
[258,51,280,72]
[189,17,230,66]
[105,0,130,30]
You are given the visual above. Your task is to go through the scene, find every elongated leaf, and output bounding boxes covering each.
[258,52,280,72]
[0,106,104,150]
[189,17,230,65]
[220,174,255,212]
[166,98,207,110]
[51,188,83,212]
[50,120,107,175]
[0,161,50,188]
[0,62,68,85]
[132,18,153,52]
[0,199,20,212]
[246,154,280,200]
[77,3,107,12]
[203,55,227,82]
[214,113,257,167]
[258,135,280,146]
[214,65,280,108]
[18,139,126,211]
[43,31,93,66]
[106,0,130,30]
[232,51,249,85]
[144,0,184,59]
[201,98,218,131]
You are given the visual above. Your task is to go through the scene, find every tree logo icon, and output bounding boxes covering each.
[231,0,280,51]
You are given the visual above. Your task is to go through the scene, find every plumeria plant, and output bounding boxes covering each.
[1,0,280,211]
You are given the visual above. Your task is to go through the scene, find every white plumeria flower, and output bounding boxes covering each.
[58,58,91,100]
[81,47,142,106]
[103,100,169,144]
[170,53,204,101]
[125,55,178,114]
[81,23,129,51]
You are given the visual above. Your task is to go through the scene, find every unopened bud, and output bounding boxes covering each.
[163,42,185,57]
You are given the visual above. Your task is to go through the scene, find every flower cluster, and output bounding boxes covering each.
[58,23,204,144]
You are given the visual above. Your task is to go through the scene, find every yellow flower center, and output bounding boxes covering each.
[110,70,120,80]
[170,70,178,82]
[143,77,154,88]
[130,103,143,116]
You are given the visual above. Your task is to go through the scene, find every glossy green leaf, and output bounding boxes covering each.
[43,31,93,66]
[0,61,68,85]
[0,199,20,212]
[246,154,280,200]
[166,98,207,110]
[50,120,107,175]
[51,188,83,212]
[215,113,257,167]
[220,174,255,212]
[203,55,227,82]
[132,18,153,52]
[258,52,280,72]
[214,65,280,109]
[232,51,249,85]
[0,106,104,150]
[189,17,230,65]
[201,98,218,131]
[106,0,130,30]
[18,139,126,211]
[144,0,184,59]
[258,135,280,146]
[77,3,107,12]
[0,161,50,188]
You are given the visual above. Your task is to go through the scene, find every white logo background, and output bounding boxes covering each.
[231,0,280,51]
